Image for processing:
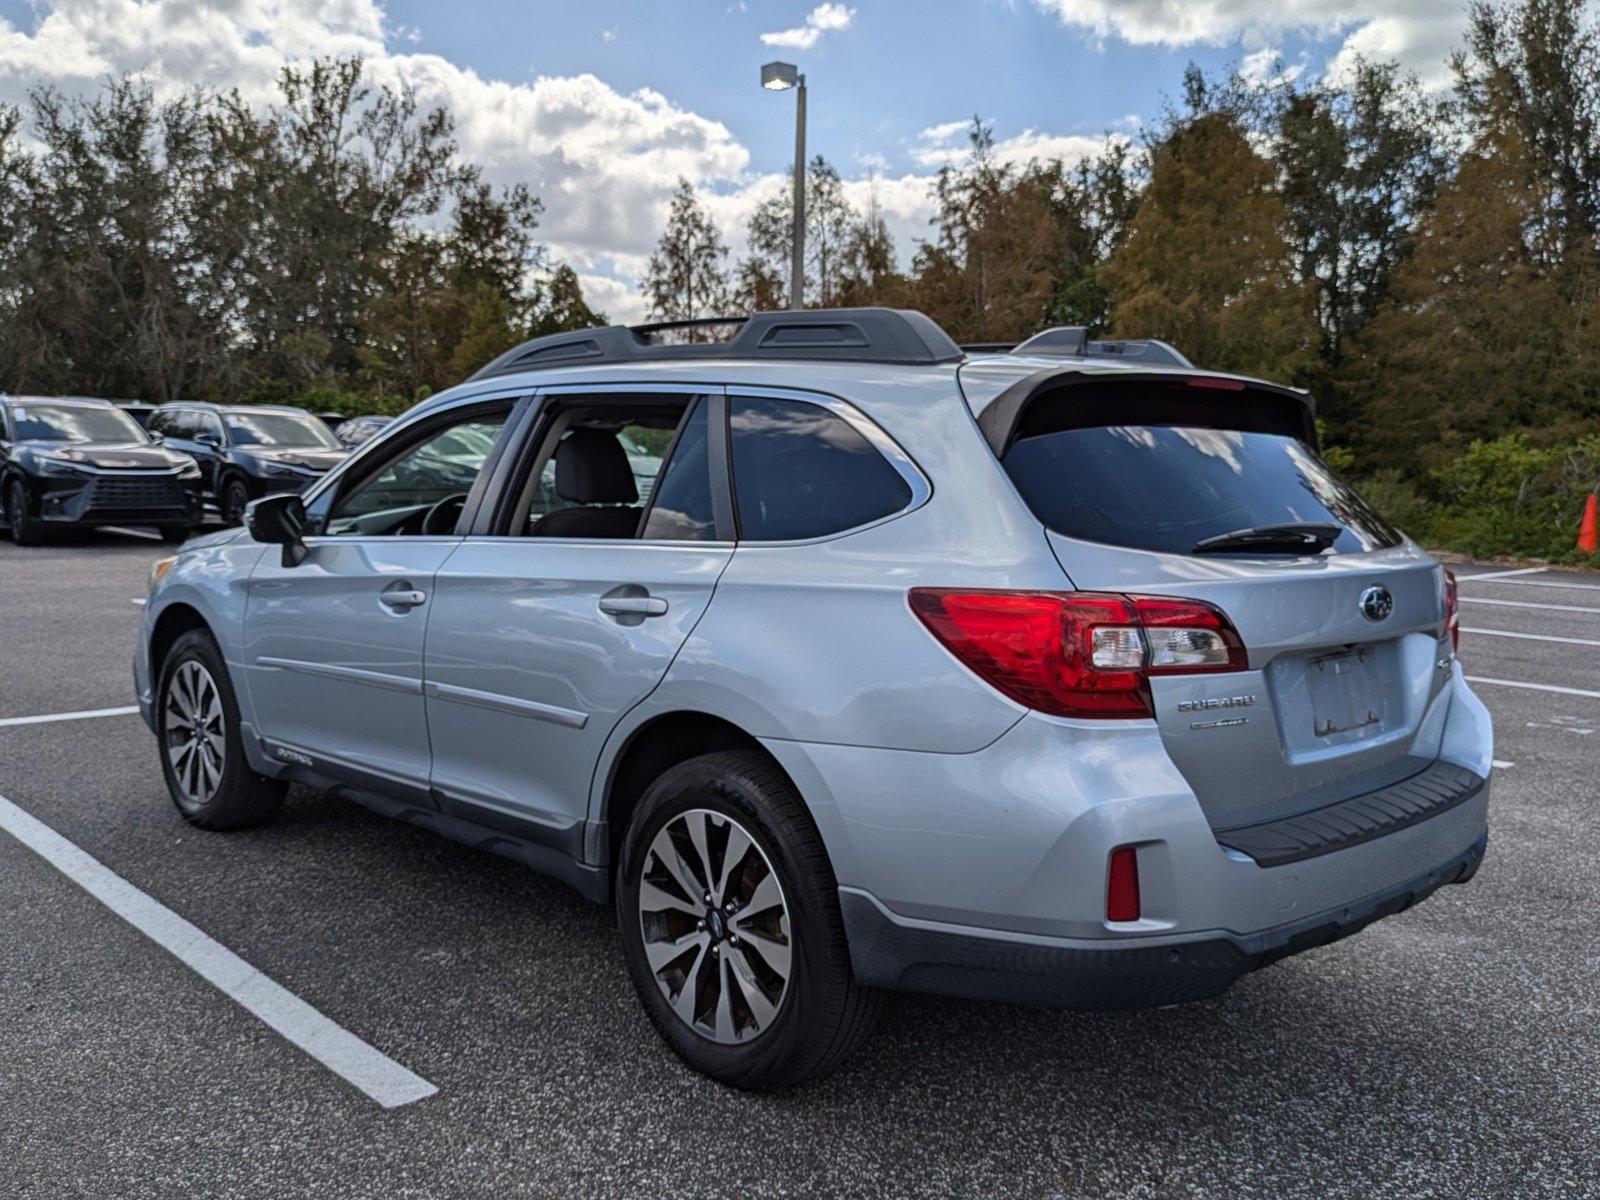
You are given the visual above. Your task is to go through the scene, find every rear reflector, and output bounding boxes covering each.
[908,589,1246,719]
[1107,847,1140,922]
[1444,568,1460,651]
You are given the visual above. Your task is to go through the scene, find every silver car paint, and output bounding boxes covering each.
[138,355,1492,962]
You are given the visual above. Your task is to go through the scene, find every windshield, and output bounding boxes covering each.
[225,411,341,449]
[1003,424,1402,556]
[9,404,148,444]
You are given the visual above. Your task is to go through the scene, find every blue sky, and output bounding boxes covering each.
[0,1,1470,318]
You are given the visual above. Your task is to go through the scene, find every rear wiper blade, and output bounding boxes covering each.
[1192,522,1344,555]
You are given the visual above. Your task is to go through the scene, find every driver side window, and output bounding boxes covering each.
[323,409,509,537]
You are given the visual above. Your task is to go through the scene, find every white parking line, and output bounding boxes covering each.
[1466,675,1600,700]
[1461,626,1600,648]
[0,705,140,729]
[0,792,438,1109]
[1459,576,1600,592]
[1456,566,1548,581]
[1459,596,1600,615]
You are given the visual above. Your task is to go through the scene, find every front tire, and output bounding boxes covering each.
[157,525,193,544]
[6,479,46,546]
[616,751,880,1090]
[219,476,251,526]
[156,629,285,830]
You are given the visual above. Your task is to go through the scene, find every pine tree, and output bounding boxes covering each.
[643,178,731,322]
[1100,111,1319,381]
[1341,85,1599,469]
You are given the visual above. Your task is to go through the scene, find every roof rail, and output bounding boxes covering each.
[1010,327,1194,369]
[470,308,964,380]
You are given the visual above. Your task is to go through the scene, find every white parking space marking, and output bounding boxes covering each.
[0,705,140,729]
[0,792,438,1109]
[1459,596,1600,615]
[1461,626,1600,648]
[1459,575,1600,592]
[1456,566,1548,581]
[1493,760,1515,769]
[1467,675,1600,701]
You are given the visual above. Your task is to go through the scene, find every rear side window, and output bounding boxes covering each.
[1003,425,1402,556]
[730,396,912,541]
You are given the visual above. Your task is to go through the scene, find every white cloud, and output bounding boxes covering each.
[911,119,1114,169]
[0,1,749,308]
[1238,47,1304,88]
[760,3,855,50]
[1033,0,1464,87]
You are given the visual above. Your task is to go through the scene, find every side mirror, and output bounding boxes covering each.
[148,431,165,444]
[196,430,221,446]
[245,493,309,567]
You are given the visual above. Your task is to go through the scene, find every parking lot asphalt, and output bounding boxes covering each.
[2,533,1598,1199]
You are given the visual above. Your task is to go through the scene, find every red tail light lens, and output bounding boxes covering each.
[1106,846,1141,922]
[1444,568,1460,651]
[908,589,1247,719]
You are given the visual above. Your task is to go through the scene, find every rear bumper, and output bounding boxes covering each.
[841,832,1486,1008]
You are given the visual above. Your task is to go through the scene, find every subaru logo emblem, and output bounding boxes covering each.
[1359,585,1394,622]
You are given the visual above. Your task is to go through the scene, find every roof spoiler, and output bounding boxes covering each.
[471,308,964,380]
[975,368,1317,458]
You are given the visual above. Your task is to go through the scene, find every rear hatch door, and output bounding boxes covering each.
[988,372,1453,831]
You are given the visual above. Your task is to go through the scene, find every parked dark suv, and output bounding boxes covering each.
[1,394,202,544]
[149,403,349,525]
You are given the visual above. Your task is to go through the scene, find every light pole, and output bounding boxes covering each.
[761,61,806,309]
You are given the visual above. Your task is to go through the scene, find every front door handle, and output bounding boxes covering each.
[380,584,427,611]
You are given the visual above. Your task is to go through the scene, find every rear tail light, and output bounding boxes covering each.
[908,589,1246,719]
[1444,568,1460,651]
[1106,847,1141,922]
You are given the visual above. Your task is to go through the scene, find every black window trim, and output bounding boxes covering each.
[726,385,932,545]
[468,383,735,544]
[302,392,530,541]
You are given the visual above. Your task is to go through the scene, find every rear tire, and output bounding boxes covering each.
[616,750,881,1090]
[156,629,285,830]
[6,479,46,546]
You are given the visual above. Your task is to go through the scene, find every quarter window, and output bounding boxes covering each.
[729,396,912,541]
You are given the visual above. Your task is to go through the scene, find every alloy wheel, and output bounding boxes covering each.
[638,807,793,1044]
[163,660,226,807]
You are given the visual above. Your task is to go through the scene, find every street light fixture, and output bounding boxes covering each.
[761,60,806,309]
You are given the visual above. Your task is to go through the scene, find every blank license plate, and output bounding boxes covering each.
[1308,647,1385,738]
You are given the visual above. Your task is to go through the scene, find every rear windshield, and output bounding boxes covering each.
[1003,425,1402,556]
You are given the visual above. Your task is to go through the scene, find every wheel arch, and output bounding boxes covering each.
[150,601,215,678]
[596,709,802,873]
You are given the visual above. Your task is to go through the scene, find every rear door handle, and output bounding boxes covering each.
[599,596,669,617]
[380,586,427,610]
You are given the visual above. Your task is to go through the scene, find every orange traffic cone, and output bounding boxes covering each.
[1579,491,1599,556]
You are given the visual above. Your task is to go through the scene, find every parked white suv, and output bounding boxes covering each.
[135,309,1492,1089]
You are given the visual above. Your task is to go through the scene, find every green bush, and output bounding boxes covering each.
[1345,433,1600,562]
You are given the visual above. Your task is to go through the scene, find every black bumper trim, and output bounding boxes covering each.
[1214,761,1485,868]
[841,832,1487,1011]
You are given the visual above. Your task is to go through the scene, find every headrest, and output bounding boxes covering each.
[554,427,638,505]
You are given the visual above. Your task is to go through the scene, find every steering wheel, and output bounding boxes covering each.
[419,492,470,535]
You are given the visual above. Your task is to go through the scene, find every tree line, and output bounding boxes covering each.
[0,58,602,415]
[641,0,1600,555]
[1,0,1596,555]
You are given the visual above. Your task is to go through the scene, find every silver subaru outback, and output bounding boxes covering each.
[134,309,1492,1089]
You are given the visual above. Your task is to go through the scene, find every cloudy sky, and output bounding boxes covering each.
[0,0,1479,321]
